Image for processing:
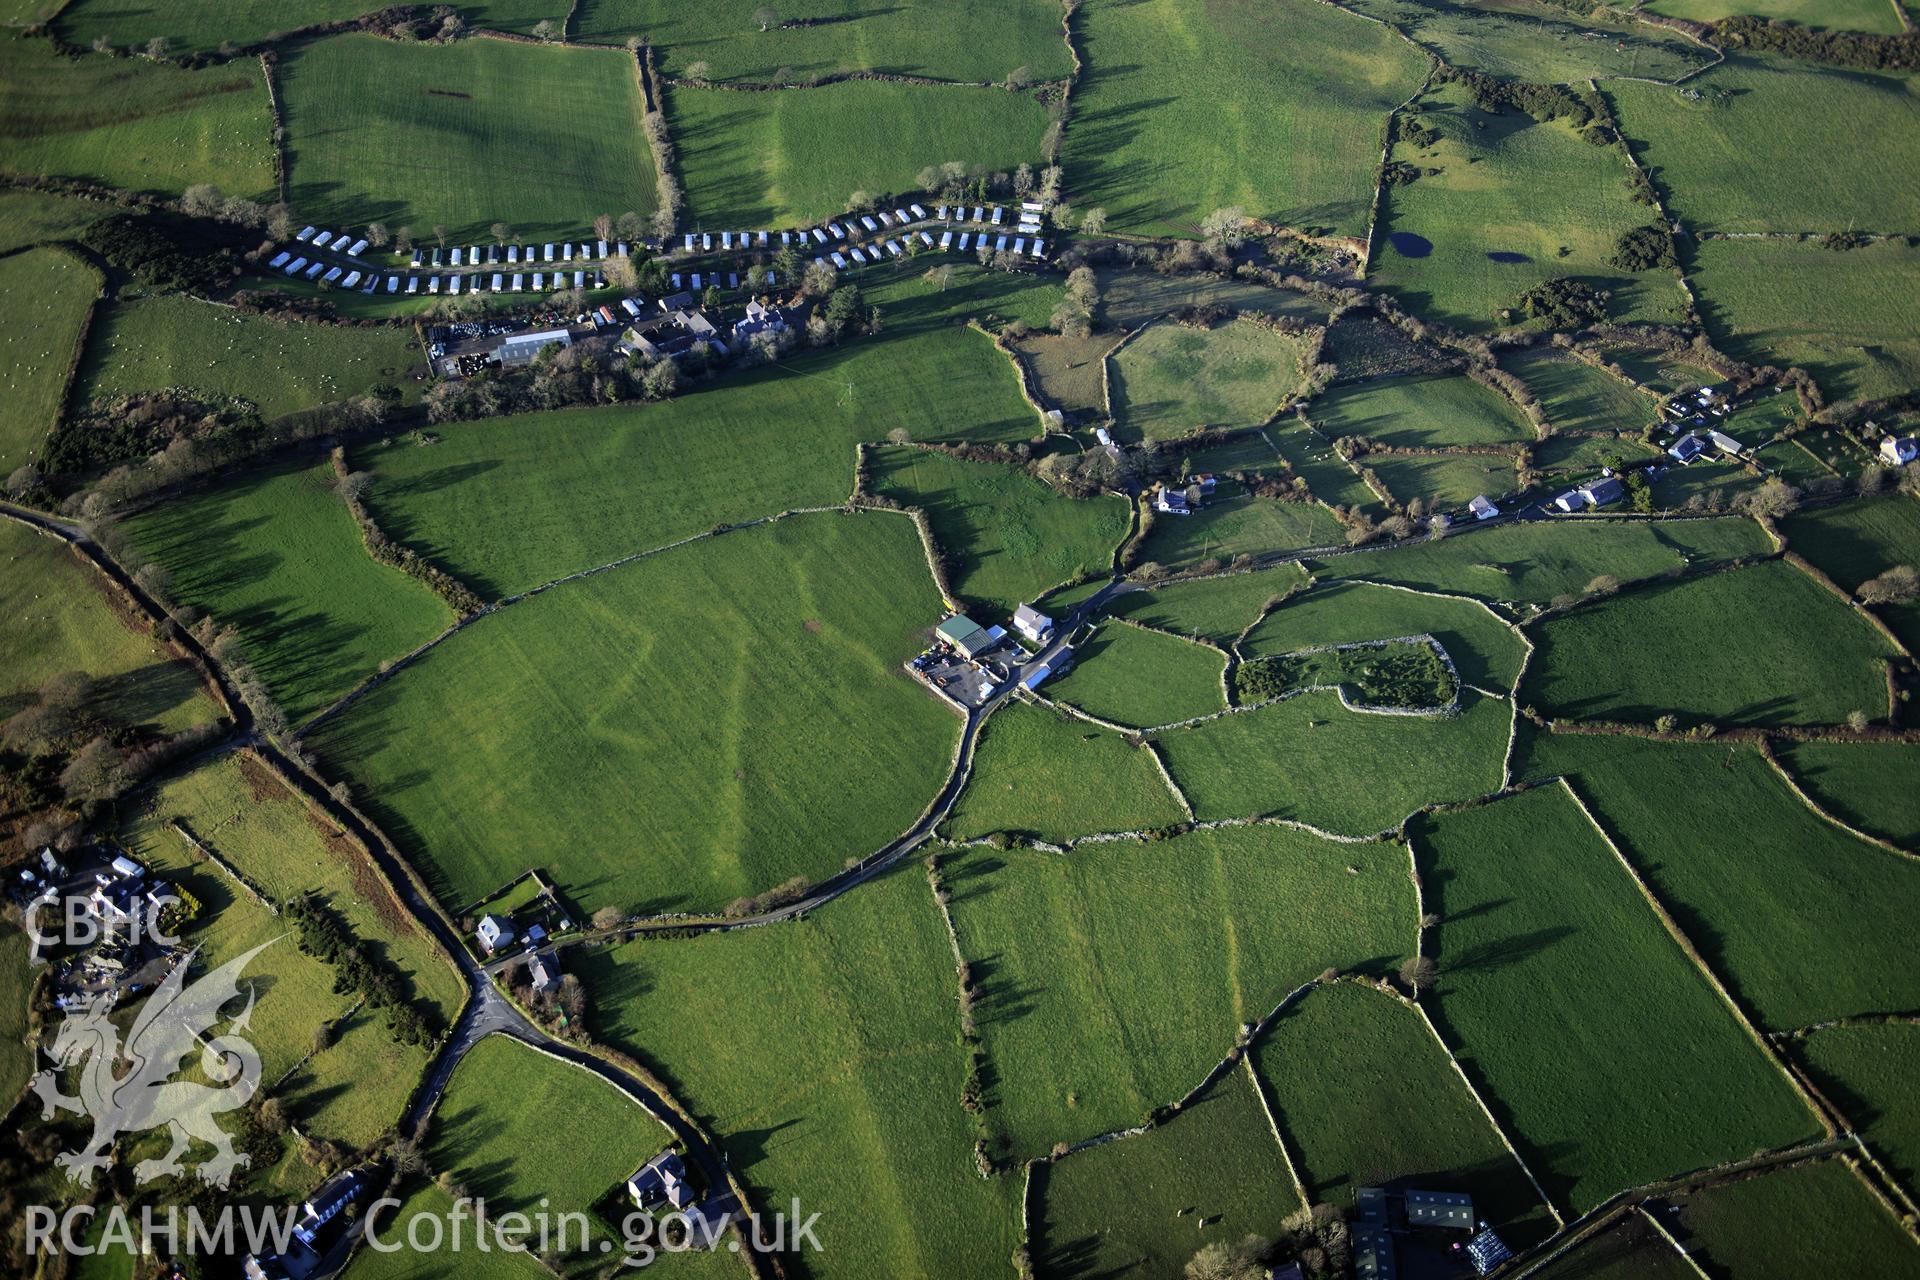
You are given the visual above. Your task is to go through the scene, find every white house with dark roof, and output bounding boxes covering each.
[628,1150,695,1210]
[1468,494,1498,521]
[528,952,561,994]
[1881,435,1918,466]
[1012,604,1053,646]
[476,914,517,955]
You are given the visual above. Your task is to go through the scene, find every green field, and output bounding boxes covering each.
[281,34,657,241]
[120,752,462,1146]
[347,1182,549,1280]
[1414,784,1820,1211]
[1526,732,1920,1030]
[1138,483,1348,570]
[1101,563,1308,645]
[1602,343,1720,395]
[944,701,1186,843]
[1154,687,1511,835]
[0,187,112,254]
[1535,430,1660,480]
[668,78,1045,228]
[1373,80,1687,332]
[1688,236,1920,404]
[1532,1215,1698,1280]
[0,518,217,732]
[574,0,1072,83]
[1782,494,1920,653]
[1047,621,1226,729]
[945,826,1410,1157]
[1505,348,1655,436]
[360,325,1037,597]
[0,922,30,1110]
[1097,270,1329,332]
[0,35,274,198]
[126,458,455,722]
[1109,317,1305,442]
[1367,450,1522,509]
[1316,516,1772,604]
[867,446,1124,618]
[1244,579,1527,691]
[60,0,565,52]
[1063,0,1429,237]
[1525,561,1896,727]
[574,864,1025,1280]
[1251,982,1548,1232]
[1266,418,1383,515]
[1607,56,1920,234]
[1778,739,1920,850]
[1037,1069,1301,1280]
[1641,0,1907,33]
[0,246,96,475]
[1346,0,1711,82]
[80,295,421,420]
[316,513,957,915]
[427,1035,670,1266]
[1675,1159,1920,1279]
[1797,1023,1920,1201]
[1309,374,1535,451]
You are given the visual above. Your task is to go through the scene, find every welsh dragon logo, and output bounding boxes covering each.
[31,941,271,1189]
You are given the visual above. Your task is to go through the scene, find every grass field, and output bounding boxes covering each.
[1675,1159,1920,1278]
[1109,318,1305,442]
[1606,56,1920,234]
[668,79,1045,228]
[1602,343,1719,395]
[120,752,463,1147]
[281,34,657,242]
[574,0,1072,83]
[1314,516,1773,604]
[1504,348,1654,436]
[1047,621,1226,729]
[0,35,273,198]
[347,1182,550,1280]
[1781,494,1920,653]
[1137,484,1348,569]
[1373,80,1687,332]
[1414,784,1820,1212]
[1154,687,1510,835]
[1367,450,1522,509]
[1036,1069,1300,1280]
[1011,330,1112,414]
[867,446,1124,618]
[1796,1024,1920,1201]
[427,1035,670,1266]
[945,826,1410,1158]
[126,458,454,723]
[360,325,1037,597]
[0,519,216,732]
[1101,563,1308,645]
[0,187,112,254]
[1345,0,1711,82]
[80,296,421,420]
[1251,982,1548,1234]
[59,0,565,52]
[1264,419,1384,514]
[1524,561,1896,727]
[1688,236,1920,404]
[1779,739,1920,850]
[574,865,1024,1280]
[1063,0,1429,237]
[315,513,957,916]
[1525,731,1920,1030]
[1649,454,1755,510]
[1308,374,1535,451]
[1535,431,1659,479]
[1244,579,1526,690]
[1097,270,1328,332]
[0,246,96,475]
[0,922,30,1110]
[1533,1215,1698,1280]
[1641,0,1907,33]
[943,701,1186,843]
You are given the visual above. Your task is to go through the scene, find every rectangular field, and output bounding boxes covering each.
[1102,563,1308,645]
[280,34,658,242]
[58,0,565,52]
[126,459,455,723]
[1675,1159,1919,1278]
[1109,317,1306,442]
[1309,374,1535,450]
[1796,1023,1920,1203]
[1641,0,1907,33]
[0,36,274,198]
[1244,579,1528,690]
[1414,784,1820,1211]
[1524,560,1896,727]
[1137,485,1347,570]
[1782,494,1920,653]
[668,79,1044,229]
[314,513,959,917]
[1345,0,1712,81]
[0,247,96,476]
[1778,738,1920,850]
[79,295,421,420]
[1063,0,1429,237]
[1047,621,1226,729]
[1504,348,1655,436]
[945,826,1410,1158]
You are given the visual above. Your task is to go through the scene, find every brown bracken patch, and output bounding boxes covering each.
[803,619,823,633]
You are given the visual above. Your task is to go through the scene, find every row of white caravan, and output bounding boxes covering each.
[268,250,604,295]
[680,203,1041,257]
[666,270,778,292]
[293,227,369,256]
[818,230,1044,274]
[412,240,628,269]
